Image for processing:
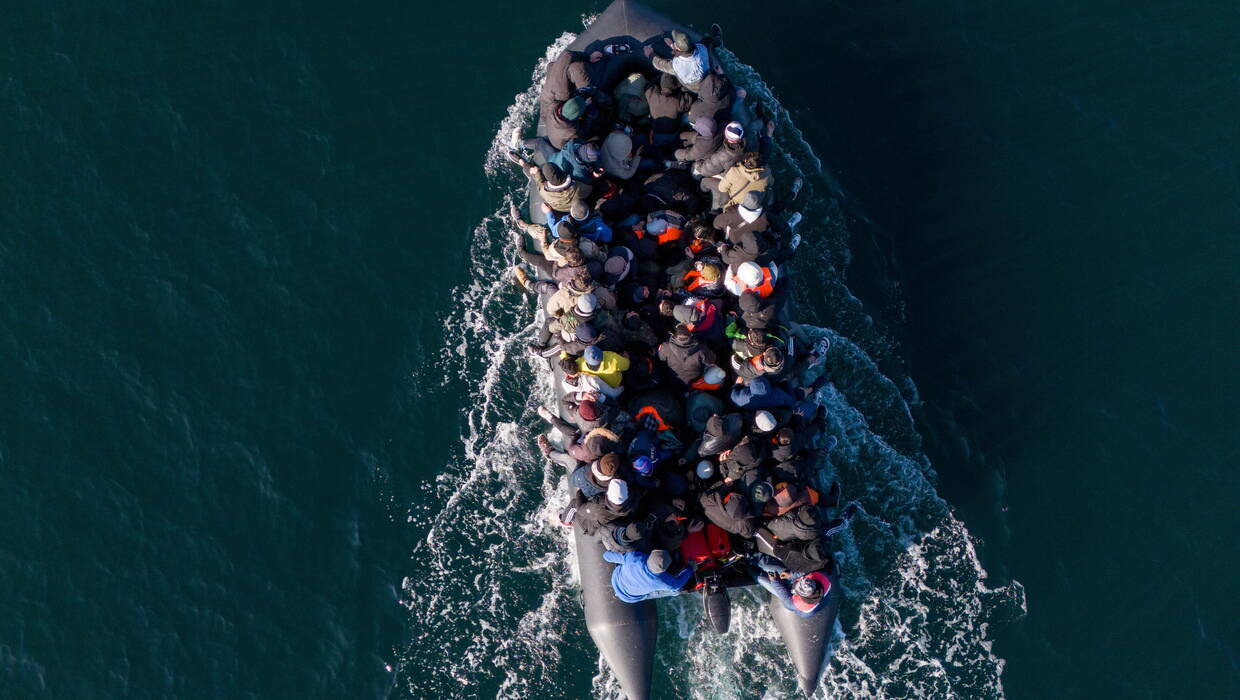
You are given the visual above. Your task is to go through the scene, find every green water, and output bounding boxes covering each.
[1,1,1237,697]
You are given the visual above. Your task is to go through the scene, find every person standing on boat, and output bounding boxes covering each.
[602,549,693,603]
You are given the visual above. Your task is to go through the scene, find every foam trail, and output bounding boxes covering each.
[397,24,1024,700]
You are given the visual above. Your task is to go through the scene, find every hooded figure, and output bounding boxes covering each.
[686,70,735,123]
[772,538,833,574]
[717,156,772,209]
[699,413,743,456]
[599,131,640,180]
[720,435,767,482]
[644,73,693,133]
[674,117,722,163]
[713,190,769,239]
[693,122,748,178]
[767,505,825,542]
[535,162,585,213]
[739,290,777,330]
[656,325,717,385]
[699,482,757,537]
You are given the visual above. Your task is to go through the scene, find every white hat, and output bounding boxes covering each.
[754,410,777,432]
[607,478,630,506]
[645,217,668,235]
[576,292,599,314]
[737,261,763,287]
[695,460,715,479]
[702,365,725,384]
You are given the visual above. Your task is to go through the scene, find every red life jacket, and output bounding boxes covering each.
[691,376,722,391]
[656,225,683,246]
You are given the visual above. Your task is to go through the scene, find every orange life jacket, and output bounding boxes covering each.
[691,376,722,391]
[634,405,671,431]
[731,266,776,298]
[656,225,683,245]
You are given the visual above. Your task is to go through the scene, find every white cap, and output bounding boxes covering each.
[702,365,725,384]
[607,478,630,506]
[645,217,668,235]
[754,410,777,432]
[695,460,715,479]
[738,261,763,287]
[576,293,598,314]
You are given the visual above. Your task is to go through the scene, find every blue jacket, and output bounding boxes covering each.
[546,210,614,244]
[602,551,692,603]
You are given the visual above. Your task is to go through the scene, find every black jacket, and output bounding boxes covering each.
[699,482,756,538]
[657,335,717,385]
[767,506,823,542]
[700,413,743,456]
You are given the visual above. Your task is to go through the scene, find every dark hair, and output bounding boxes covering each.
[673,324,692,343]
[559,357,579,374]
[746,328,768,348]
[658,299,675,316]
[741,153,761,169]
[776,427,795,446]
[563,247,586,266]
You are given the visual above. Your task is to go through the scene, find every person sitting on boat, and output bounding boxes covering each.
[546,272,617,317]
[644,30,710,94]
[736,290,777,330]
[547,200,612,245]
[714,190,770,245]
[531,162,585,214]
[686,66,736,125]
[732,346,787,383]
[730,376,796,411]
[560,355,625,401]
[602,548,693,603]
[691,121,747,178]
[644,73,692,145]
[724,260,779,299]
[672,116,721,168]
[573,478,638,537]
[718,434,767,484]
[599,131,642,181]
[704,153,771,212]
[577,344,630,389]
[699,480,757,537]
[605,520,652,554]
[749,554,831,618]
[657,323,717,387]
[699,412,743,456]
[567,452,622,499]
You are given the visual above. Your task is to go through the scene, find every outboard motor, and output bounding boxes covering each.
[701,574,732,634]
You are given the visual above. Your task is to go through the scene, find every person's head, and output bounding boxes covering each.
[699,262,721,282]
[570,199,590,221]
[738,261,763,288]
[659,73,679,91]
[746,327,768,349]
[754,410,777,433]
[563,247,586,267]
[695,459,715,479]
[556,220,579,241]
[791,573,828,611]
[561,95,586,121]
[598,453,621,477]
[742,153,762,169]
[673,323,693,344]
[776,427,795,447]
[724,121,745,144]
[569,271,595,294]
[739,290,761,312]
[575,292,598,315]
[559,357,579,376]
[628,285,650,304]
[578,142,600,163]
[658,299,676,317]
[604,253,631,283]
[606,478,630,507]
[646,549,671,574]
[632,455,654,476]
[670,30,693,55]
[577,399,601,422]
[750,480,774,504]
[620,521,648,545]
[740,189,764,212]
[622,311,643,330]
[762,347,785,372]
[702,364,725,385]
[583,344,604,368]
[542,162,568,186]
[575,322,599,344]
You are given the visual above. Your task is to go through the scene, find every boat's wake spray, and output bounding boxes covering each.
[396,18,1025,700]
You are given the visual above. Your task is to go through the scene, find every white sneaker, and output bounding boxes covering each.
[786,212,803,230]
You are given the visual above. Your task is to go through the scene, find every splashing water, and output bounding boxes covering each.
[397,20,1024,699]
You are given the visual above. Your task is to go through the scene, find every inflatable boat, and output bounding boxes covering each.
[518,2,841,697]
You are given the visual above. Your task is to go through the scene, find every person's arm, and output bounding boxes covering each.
[615,353,631,371]
[669,565,693,589]
[603,550,623,565]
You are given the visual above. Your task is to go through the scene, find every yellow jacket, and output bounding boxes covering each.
[577,352,630,388]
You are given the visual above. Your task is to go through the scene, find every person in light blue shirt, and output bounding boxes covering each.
[546,200,613,243]
[602,549,692,603]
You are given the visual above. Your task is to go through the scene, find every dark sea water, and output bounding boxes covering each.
[2,1,1237,698]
